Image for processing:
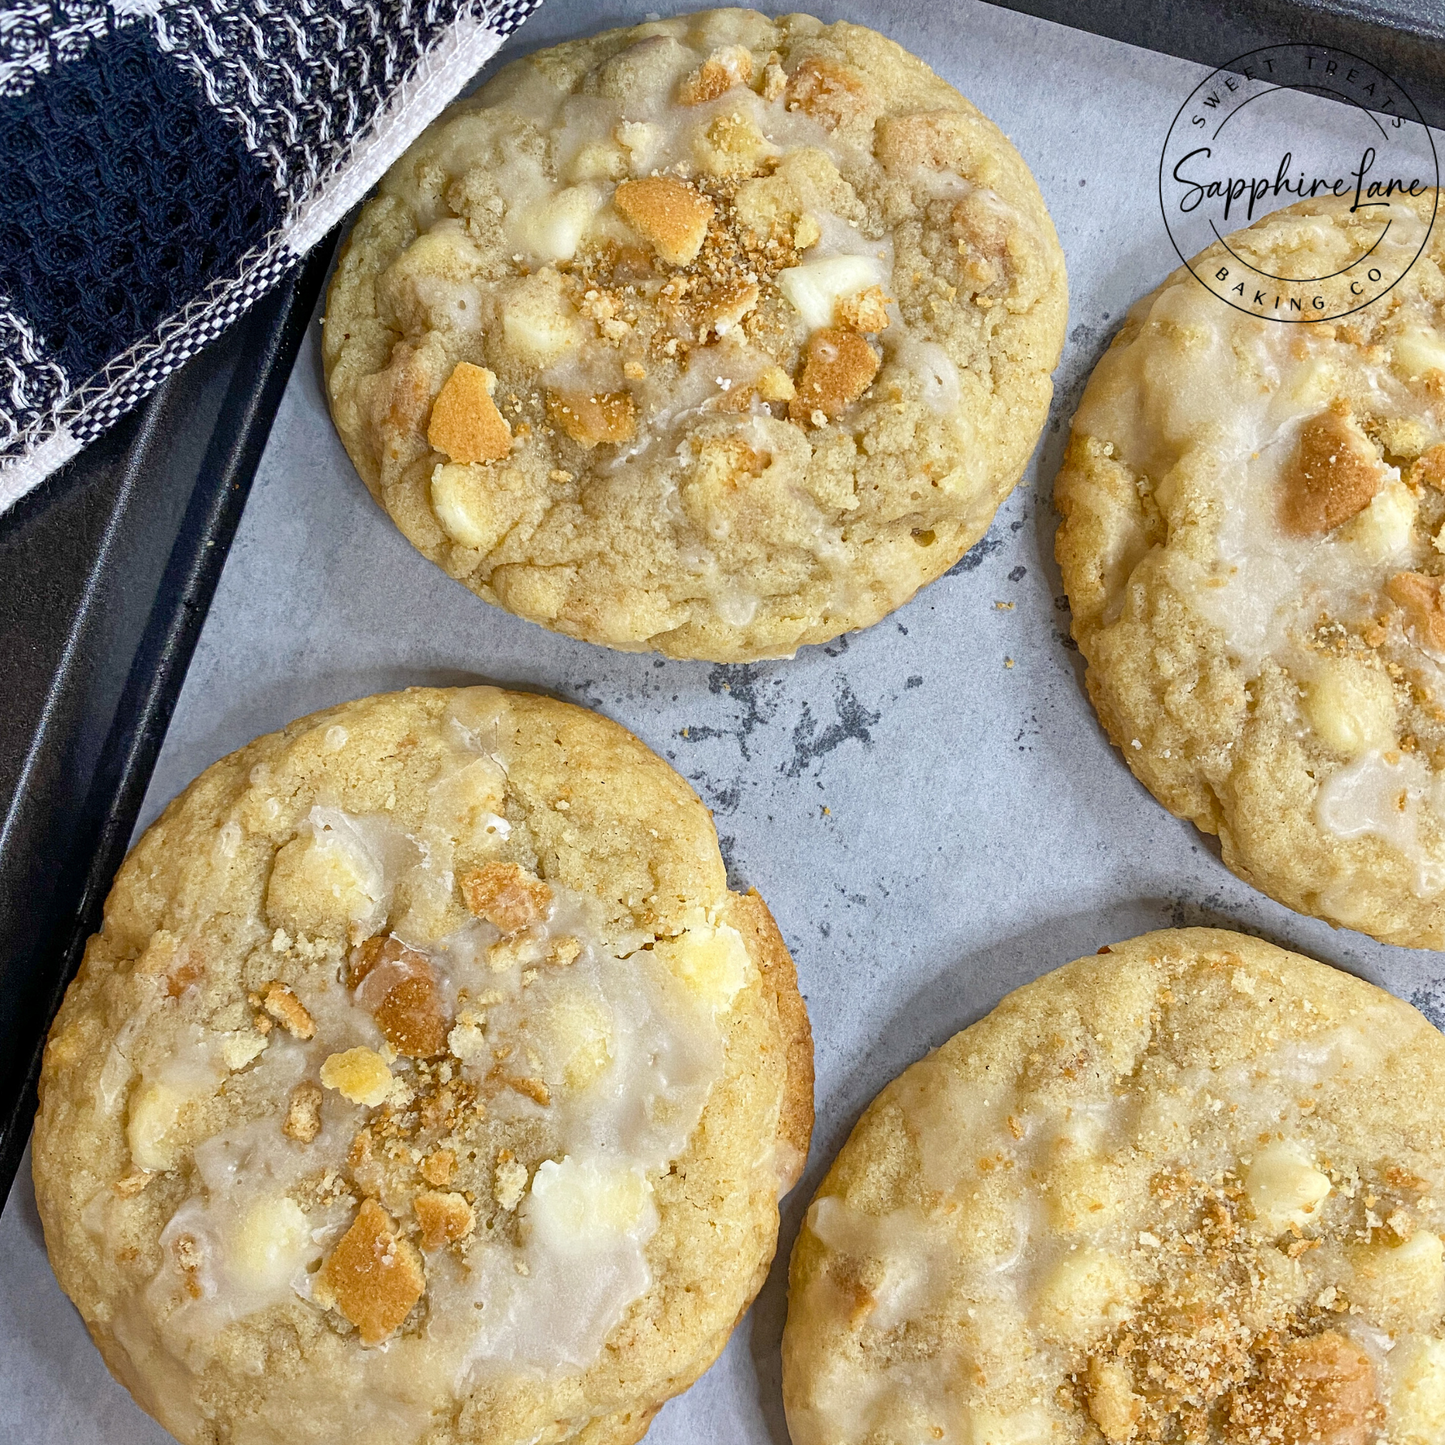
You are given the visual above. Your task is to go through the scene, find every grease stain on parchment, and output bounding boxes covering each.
[782,679,881,779]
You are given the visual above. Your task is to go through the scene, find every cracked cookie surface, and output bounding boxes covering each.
[33,686,813,1445]
[783,928,1445,1445]
[324,8,1066,661]
[1055,192,1445,947]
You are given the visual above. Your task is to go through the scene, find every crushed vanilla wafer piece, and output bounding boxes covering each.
[548,390,636,448]
[282,1081,324,1143]
[701,279,760,338]
[756,365,795,403]
[427,362,512,464]
[1387,571,1445,654]
[317,1199,425,1345]
[789,329,880,426]
[420,1148,456,1188]
[694,112,776,177]
[1280,403,1387,536]
[547,935,582,967]
[676,45,753,106]
[350,936,451,1059]
[220,1030,268,1071]
[261,981,315,1040]
[835,285,891,334]
[459,862,552,933]
[784,55,877,132]
[1226,1331,1381,1443]
[505,1075,551,1106]
[494,1150,527,1210]
[487,932,547,973]
[1408,443,1445,491]
[614,176,714,266]
[414,1190,475,1250]
[1087,1357,1142,1444]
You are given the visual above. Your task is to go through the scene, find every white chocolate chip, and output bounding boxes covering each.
[1034,1247,1137,1344]
[1245,1140,1332,1231]
[525,1157,654,1244]
[1341,477,1416,561]
[1392,1335,1445,1442]
[1303,657,1397,758]
[509,185,607,264]
[650,910,753,1012]
[219,1031,269,1072]
[777,254,887,332]
[229,1197,312,1290]
[1393,326,1445,380]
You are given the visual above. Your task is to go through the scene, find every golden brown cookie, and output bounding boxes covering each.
[1055,191,1445,948]
[783,928,1445,1444]
[33,686,812,1445]
[325,9,1067,660]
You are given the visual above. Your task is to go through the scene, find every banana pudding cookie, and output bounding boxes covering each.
[1055,192,1445,947]
[324,8,1066,660]
[32,686,812,1445]
[783,927,1445,1445]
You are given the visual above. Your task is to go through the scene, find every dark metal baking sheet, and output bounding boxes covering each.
[0,239,335,1210]
[986,0,1445,129]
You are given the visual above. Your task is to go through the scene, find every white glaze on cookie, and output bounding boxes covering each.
[35,686,813,1445]
[326,10,1067,660]
[783,931,1445,1445]
[1056,193,1445,945]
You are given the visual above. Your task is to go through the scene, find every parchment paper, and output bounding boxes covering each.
[6,3,1443,1440]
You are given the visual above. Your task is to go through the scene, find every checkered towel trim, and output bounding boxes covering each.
[0,0,541,511]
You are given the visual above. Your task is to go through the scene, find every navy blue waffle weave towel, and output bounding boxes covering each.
[0,0,541,509]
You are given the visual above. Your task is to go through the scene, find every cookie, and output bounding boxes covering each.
[783,927,1445,1445]
[33,686,813,1445]
[1055,192,1445,947]
[324,8,1066,661]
